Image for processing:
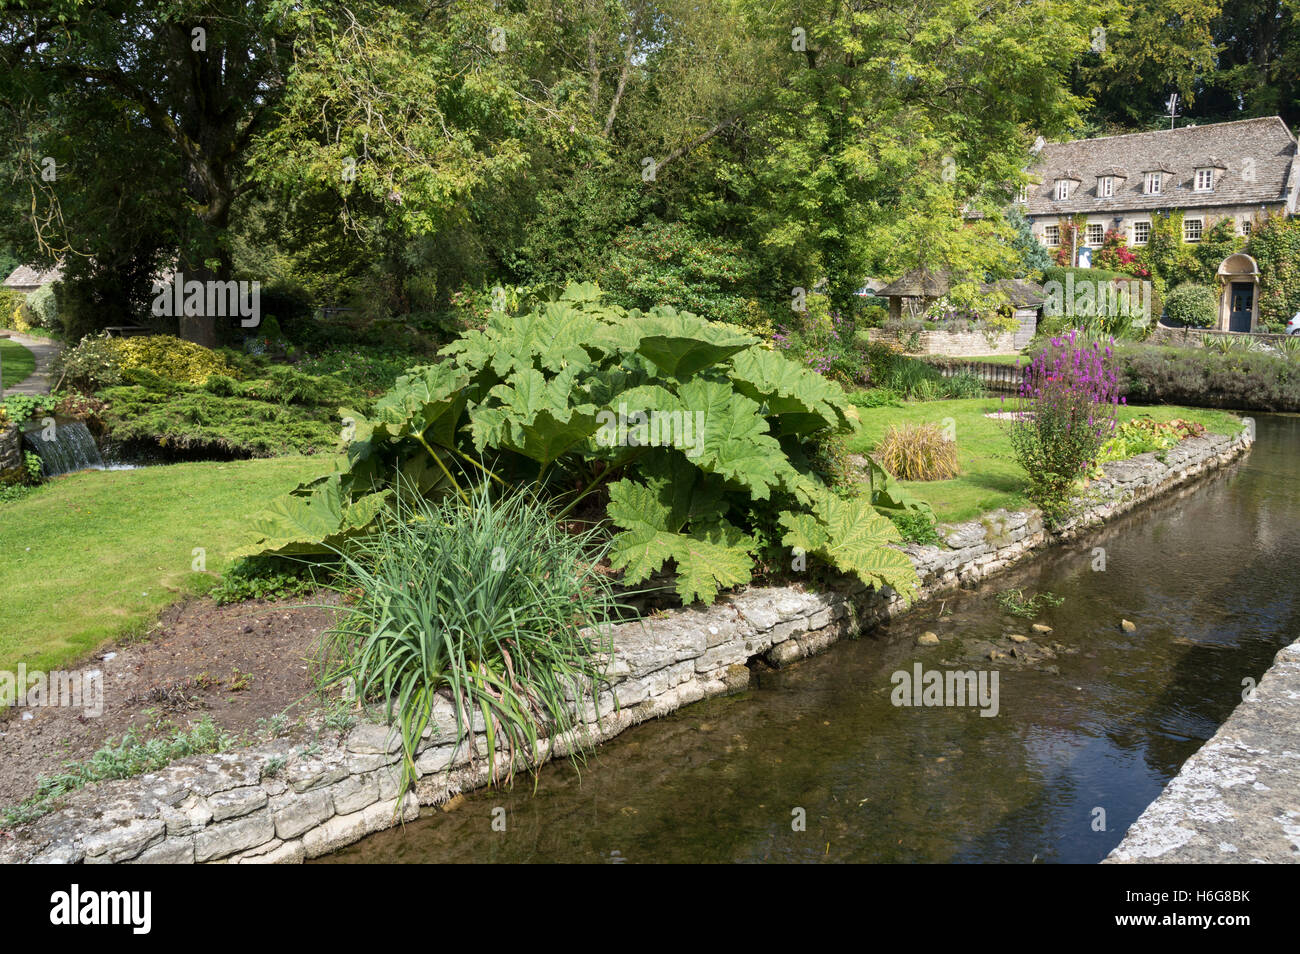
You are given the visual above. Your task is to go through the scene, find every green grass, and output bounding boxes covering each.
[0,455,334,674]
[849,398,1240,523]
[0,339,36,389]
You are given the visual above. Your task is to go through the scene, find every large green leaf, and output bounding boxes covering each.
[369,362,470,447]
[606,456,751,603]
[229,474,392,559]
[676,378,792,499]
[470,367,600,467]
[780,495,917,598]
[727,346,856,435]
[635,308,757,378]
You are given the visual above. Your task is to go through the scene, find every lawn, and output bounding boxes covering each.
[0,455,334,674]
[0,339,35,389]
[848,397,1241,524]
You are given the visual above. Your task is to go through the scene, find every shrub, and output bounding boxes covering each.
[112,335,239,385]
[25,283,59,331]
[889,508,942,545]
[598,220,764,327]
[1118,344,1300,412]
[1164,284,1217,328]
[1008,332,1122,525]
[210,556,327,605]
[1093,416,1205,474]
[322,486,619,798]
[234,284,918,605]
[51,334,124,391]
[875,423,960,481]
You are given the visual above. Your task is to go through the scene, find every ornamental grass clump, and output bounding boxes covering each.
[321,484,621,800]
[875,422,960,481]
[1008,331,1122,525]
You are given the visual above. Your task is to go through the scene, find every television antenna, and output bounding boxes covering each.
[1164,93,1181,130]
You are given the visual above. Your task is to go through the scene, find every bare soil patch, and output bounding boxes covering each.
[0,593,342,809]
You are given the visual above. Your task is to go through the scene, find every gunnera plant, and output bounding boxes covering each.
[320,484,621,799]
[875,422,960,481]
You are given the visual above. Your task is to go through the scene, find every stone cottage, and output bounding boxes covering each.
[875,268,1043,355]
[1020,116,1300,332]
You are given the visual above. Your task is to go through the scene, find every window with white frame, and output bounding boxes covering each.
[1144,172,1162,195]
[1043,224,1060,246]
[1240,218,1252,237]
[1098,176,1114,197]
[1184,218,1203,242]
[1194,168,1214,191]
[1086,223,1105,246]
[1017,185,1029,203]
[1055,179,1071,200]
[1132,221,1151,244]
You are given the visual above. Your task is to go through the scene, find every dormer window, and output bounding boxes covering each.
[1098,176,1115,197]
[1055,179,1071,200]
[1144,172,1162,195]
[1194,168,1214,192]
[1016,185,1029,203]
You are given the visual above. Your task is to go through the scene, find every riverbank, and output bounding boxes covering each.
[0,421,1254,864]
[1106,635,1300,864]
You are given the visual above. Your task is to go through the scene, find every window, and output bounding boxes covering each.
[1055,179,1071,200]
[1144,172,1162,195]
[1194,168,1214,191]
[1098,176,1114,197]
[1043,224,1060,246]
[1133,221,1151,245]
[1184,218,1203,242]
[1016,185,1029,203]
[1086,223,1105,246]
[1240,218,1252,237]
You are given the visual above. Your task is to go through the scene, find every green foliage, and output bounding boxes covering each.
[1248,214,1300,328]
[889,508,942,546]
[1092,416,1205,474]
[1,393,56,425]
[51,334,124,391]
[1164,284,1217,328]
[1006,206,1052,277]
[24,283,58,331]
[322,486,619,800]
[2,718,235,828]
[238,285,916,604]
[209,557,328,605]
[1118,344,1300,412]
[96,385,346,458]
[996,588,1064,619]
[598,221,764,327]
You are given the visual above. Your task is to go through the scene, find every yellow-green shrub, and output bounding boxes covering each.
[110,335,238,386]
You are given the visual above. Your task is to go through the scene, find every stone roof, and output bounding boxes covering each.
[875,267,952,298]
[2,264,62,289]
[1023,116,1298,216]
[876,268,1044,308]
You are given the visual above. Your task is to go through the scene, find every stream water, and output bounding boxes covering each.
[324,414,1300,864]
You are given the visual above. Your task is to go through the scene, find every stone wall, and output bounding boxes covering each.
[0,426,1253,865]
[0,424,21,472]
[875,308,1037,357]
[1106,635,1300,864]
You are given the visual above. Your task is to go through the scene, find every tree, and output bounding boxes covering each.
[0,0,299,343]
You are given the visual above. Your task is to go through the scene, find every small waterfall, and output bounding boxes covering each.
[22,418,105,476]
